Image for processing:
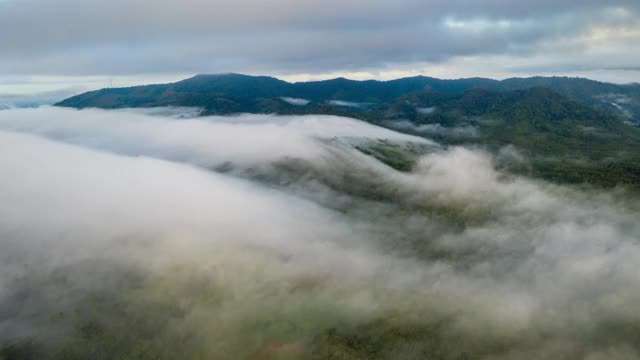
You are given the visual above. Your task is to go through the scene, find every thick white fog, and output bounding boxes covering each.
[1,107,640,359]
[0,107,434,169]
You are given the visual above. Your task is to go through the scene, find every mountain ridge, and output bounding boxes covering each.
[56,73,640,124]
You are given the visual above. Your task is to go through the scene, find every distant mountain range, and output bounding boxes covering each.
[57,73,640,124]
[56,74,640,188]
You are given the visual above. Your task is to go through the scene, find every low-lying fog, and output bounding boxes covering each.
[1,107,639,359]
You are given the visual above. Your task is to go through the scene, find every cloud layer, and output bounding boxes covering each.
[1,107,640,358]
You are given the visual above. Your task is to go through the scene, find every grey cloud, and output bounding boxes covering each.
[0,0,638,77]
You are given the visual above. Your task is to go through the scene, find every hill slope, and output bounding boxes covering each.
[370,87,640,186]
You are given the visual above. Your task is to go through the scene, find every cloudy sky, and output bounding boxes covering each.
[1,0,639,94]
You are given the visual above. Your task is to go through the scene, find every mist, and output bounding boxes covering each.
[1,107,640,359]
[0,89,83,110]
[383,120,480,139]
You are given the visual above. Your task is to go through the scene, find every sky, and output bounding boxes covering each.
[1,0,640,94]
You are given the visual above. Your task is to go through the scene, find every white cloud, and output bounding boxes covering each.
[327,100,367,108]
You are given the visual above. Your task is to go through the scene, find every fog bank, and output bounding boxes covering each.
[1,107,639,359]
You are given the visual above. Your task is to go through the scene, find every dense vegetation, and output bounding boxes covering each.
[367,87,640,187]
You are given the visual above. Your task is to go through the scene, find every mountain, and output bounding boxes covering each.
[55,73,439,111]
[57,73,640,123]
[55,74,640,188]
